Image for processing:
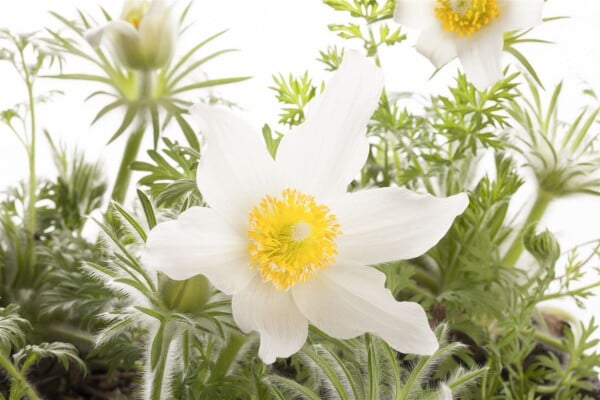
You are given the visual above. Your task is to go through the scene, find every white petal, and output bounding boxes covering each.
[275,51,384,200]
[120,0,151,19]
[497,0,544,31]
[292,266,438,355]
[329,187,468,266]
[138,0,176,68]
[85,20,139,48]
[456,27,504,90]
[84,26,105,48]
[142,206,255,295]
[232,276,308,364]
[85,20,147,70]
[393,0,438,30]
[191,104,279,234]
[416,24,458,68]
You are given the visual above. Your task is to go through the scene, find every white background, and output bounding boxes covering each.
[1,1,600,339]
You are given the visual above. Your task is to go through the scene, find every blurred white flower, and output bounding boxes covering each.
[85,0,176,70]
[394,0,543,89]
[143,52,468,363]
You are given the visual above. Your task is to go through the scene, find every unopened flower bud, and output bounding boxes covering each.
[86,0,176,71]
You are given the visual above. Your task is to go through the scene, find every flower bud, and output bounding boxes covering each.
[85,0,176,70]
[157,272,211,314]
[523,225,561,269]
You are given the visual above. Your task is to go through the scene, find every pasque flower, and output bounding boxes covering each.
[85,0,176,70]
[143,52,468,363]
[394,0,543,89]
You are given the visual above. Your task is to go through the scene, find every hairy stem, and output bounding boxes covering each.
[16,45,38,274]
[0,352,41,400]
[111,122,145,204]
[148,325,173,400]
[111,71,153,204]
[502,190,554,267]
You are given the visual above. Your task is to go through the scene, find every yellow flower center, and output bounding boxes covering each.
[122,2,150,29]
[435,0,500,37]
[248,189,341,291]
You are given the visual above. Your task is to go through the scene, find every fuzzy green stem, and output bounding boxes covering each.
[149,331,172,400]
[534,329,566,352]
[502,190,554,267]
[26,83,36,243]
[17,45,38,272]
[0,352,41,400]
[397,353,429,400]
[539,280,600,302]
[111,71,153,204]
[111,123,145,204]
[365,335,379,400]
[208,332,246,384]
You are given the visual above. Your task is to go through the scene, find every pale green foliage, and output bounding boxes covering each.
[271,73,319,127]
[269,325,486,400]
[508,78,600,196]
[44,3,250,203]
[0,305,29,356]
[132,138,202,210]
[13,342,86,375]
[45,11,247,150]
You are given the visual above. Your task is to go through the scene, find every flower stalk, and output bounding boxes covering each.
[111,122,146,203]
[148,325,173,400]
[13,41,39,273]
[503,190,554,267]
[111,71,155,203]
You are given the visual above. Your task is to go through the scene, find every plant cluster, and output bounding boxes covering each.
[1,1,599,399]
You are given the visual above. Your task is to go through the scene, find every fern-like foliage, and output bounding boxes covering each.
[268,325,487,400]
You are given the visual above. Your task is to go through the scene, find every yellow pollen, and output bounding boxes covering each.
[128,16,142,29]
[122,2,150,30]
[248,189,341,291]
[434,0,500,37]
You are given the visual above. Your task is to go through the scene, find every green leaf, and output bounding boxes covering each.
[137,190,157,230]
[168,49,238,89]
[171,76,251,95]
[150,321,166,370]
[262,124,283,159]
[45,73,112,85]
[110,201,147,242]
[150,105,161,149]
[155,179,198,207]
[107,104,140,144]
[167,30,229,80]
[91,99,125,125]
[268,376,322,400]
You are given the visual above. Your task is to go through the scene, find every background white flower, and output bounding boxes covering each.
[143,52,469,363]
[85,0,176,70]
[394,0,544,89]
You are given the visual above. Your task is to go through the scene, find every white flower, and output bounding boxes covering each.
[394,0,543,89]
[85,0,176,70]
[142,52,468,363]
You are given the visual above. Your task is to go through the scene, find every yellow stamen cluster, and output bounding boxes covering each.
[435,0,500,37]
[123,3,150,29]
[248,189,341,291]
[128,16,143,29]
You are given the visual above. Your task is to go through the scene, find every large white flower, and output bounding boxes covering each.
[85,0,176,70]
[394,0,543,89]
[142,52,468,363]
